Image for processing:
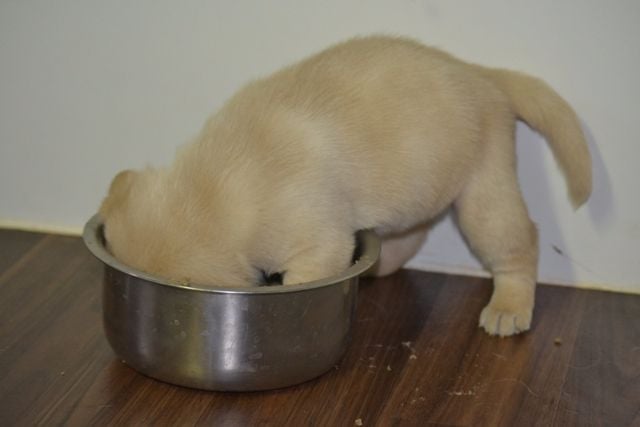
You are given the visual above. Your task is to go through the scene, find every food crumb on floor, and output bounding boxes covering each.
[355,418,363,426]
[447,390,476,396]
[554,337,563,346]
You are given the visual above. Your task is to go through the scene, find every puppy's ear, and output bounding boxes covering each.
[99,170,138,218]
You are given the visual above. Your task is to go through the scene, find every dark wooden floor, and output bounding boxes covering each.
[0,229,638,427]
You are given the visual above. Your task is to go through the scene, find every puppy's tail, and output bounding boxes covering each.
[483,67,592,208]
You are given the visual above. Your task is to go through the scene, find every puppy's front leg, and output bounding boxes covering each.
[280,232,356,285]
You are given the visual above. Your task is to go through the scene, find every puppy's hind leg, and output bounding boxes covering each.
[455,137,538,337]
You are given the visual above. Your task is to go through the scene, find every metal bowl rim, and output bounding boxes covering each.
[83,214,380,295]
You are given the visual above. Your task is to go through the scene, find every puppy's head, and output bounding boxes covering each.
[99,168,255,287]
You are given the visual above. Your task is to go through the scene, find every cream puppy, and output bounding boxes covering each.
[100,36,591,336]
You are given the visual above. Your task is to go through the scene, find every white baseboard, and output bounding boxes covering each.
[0,218,82,236]
[405,262,640,296]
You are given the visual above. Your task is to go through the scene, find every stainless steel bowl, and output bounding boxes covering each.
[82,214,380,391]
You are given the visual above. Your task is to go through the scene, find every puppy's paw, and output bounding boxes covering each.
[479,303,532,337]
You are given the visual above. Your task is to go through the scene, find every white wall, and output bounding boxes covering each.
[1,1,638,293]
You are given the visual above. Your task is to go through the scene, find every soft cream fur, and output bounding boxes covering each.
[100,36,591,336]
